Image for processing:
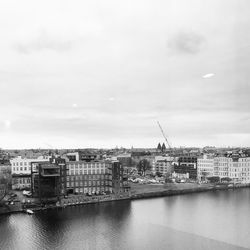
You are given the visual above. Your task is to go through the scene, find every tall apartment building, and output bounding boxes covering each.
[228,156,250,183]
[197,155,214,181]
[214,156,230,178]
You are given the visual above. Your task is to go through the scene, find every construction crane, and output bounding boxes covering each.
[157,121,172,152]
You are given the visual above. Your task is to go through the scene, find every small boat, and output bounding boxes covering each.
[26,209,34,215]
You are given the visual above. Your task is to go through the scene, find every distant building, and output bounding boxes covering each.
[10,156,51,190]
[116,154,132,168]
[65,160,130,195]
[175,156,198,180]
[214,156,230,179]
[152,156,173,176]
[197,155,214,181]
[0,161,12,195]
[228,156,250,183]
[31,157,66,202]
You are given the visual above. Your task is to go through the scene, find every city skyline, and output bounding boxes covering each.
[1,0,250,149]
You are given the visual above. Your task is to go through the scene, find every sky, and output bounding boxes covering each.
[0,0,250,149]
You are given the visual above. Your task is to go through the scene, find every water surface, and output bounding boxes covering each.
[1,188,250,250]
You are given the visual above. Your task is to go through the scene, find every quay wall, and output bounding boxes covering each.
[1,184,250,215]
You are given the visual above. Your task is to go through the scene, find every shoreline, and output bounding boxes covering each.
[1,183,250,216]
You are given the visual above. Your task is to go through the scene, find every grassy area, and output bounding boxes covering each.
[130,182,212,195]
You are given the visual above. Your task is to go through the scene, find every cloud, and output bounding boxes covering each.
[203,73,215,78]
[167,31,205,54]
[14,30,73,54]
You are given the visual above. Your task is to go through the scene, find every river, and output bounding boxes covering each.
[0,188,250,250]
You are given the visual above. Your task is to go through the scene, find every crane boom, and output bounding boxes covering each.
[157,121,172,150]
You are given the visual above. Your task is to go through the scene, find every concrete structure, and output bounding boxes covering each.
[152,156,173,176]
[175,156,198,180]
[0,161,12,196]
[228,156,250,183]
[214,156,230,179]
[10,156,51,175]
[197,155,214,181]
[31,157,66,202]
[10,156,51,190]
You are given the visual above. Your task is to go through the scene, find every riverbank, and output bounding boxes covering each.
[1,183,250,216]
[130,182,250,199]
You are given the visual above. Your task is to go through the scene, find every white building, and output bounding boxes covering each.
[11,155,50,175]
[197,155,214,181]
[229,157,250,183]
[10,156,51,189]
[214,156,230,178]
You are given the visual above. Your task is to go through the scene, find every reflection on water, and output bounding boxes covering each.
[1,189,250,250]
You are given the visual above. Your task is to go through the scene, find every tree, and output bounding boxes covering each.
[156,171,162,177]
[221,177,232,183]
[137,159,151,176]
[207,176,220,183]
[162,143,166,152]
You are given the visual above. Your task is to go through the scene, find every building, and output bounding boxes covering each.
[228,155,250,183]
[116,154,132,168]
[31,157,66,203]
[28,152,130,203]
[152,156,173,176]
[10,156,51,190]
[174,156,198,180]
[0,160,12,197]
[65,159,130,196]
[197,155,214,181]
[214,156,230,179]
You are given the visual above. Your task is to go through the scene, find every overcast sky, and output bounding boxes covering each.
[0,0,250,149]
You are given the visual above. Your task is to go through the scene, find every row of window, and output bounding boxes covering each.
[66,174,111,181]
[68,163,107,169]
[12,166,31,172]
[68,187,112,193]
[68,169,110,175]
[12,178,31,184]
[66,180,112,188]
[12,162,31,166]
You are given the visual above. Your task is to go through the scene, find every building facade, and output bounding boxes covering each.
[197,155,214,181]
[152,156,173,176]
[174,156,198,180]
[10,156,51,190]
[228,156,250,183]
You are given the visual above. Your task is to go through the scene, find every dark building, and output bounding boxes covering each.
[112,161,130,195]
[175,156,198,180]
[31,157,67,203]
[117,154,132,168]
